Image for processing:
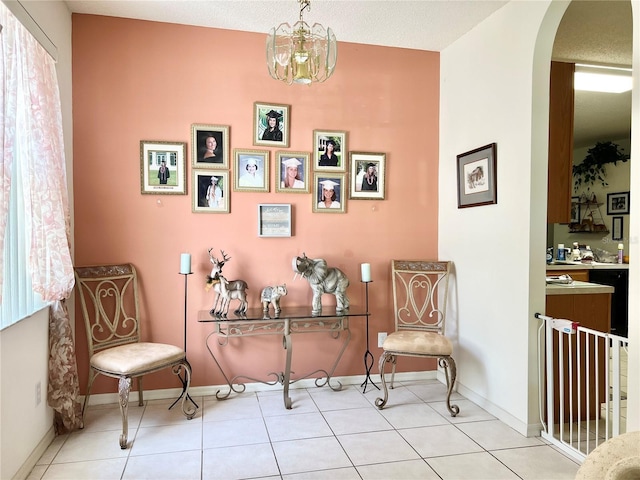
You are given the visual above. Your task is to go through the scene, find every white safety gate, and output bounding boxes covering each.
[536,313,628,461]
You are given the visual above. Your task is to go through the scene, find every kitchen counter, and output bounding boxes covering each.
[546,280,615,295]
[546,261,629,271]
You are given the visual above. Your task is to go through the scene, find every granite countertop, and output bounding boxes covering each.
[546,261,629,270]
[546,280,615,295]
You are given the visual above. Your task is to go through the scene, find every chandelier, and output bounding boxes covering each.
[266,0,337,85]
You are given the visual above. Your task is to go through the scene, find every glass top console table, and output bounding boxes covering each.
[198,307,369,409]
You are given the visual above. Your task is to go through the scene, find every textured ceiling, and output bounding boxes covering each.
[63,0,509,52]
[552,0,633,149]
[64,0,634,149]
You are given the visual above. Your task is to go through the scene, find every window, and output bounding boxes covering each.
[0,146,47,329]
[0,3,68,329]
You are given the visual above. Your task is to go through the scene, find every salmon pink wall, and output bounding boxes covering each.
[72,15,440,394]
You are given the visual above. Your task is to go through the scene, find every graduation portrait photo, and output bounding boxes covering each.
[254,101,290,148]
[313,173,346,213]
[276,151,310,193]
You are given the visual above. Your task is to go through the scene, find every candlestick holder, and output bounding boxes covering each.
[360,280,379,393]
[169,272,199,410]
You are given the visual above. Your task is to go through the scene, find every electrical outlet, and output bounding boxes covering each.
[35,381,41,406]
[378,332,387,348]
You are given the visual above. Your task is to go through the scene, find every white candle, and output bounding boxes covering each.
[180,253,191,274]
[361,263,371,282]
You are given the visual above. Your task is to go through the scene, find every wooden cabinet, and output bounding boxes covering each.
[546,292,611,421]
[547,61,575,224]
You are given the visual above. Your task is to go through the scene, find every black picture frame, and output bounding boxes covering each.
[607,191,630,215]
[457,143,497,208]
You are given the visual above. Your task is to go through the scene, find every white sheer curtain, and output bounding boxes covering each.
[1,4,82,432]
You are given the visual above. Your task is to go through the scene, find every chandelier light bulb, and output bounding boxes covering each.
[266,0,337,86]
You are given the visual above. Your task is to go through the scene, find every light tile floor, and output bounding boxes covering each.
[28,380,580,480]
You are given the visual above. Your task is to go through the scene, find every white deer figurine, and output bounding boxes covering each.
[206,248,248,317]
[216,274,248,316]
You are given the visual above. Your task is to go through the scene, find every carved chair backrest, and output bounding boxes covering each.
[74,263,141,358]
[391,260,451,334]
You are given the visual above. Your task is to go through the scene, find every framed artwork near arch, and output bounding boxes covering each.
[456,143,497,208]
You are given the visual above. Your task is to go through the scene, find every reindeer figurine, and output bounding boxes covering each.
[206,248,249,317]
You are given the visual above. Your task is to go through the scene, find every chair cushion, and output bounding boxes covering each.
[383,331,452,356]
[91,342,185,375]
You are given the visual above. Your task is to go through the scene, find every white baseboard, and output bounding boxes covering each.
[13,426,55,480]
[454,380,543,437]
[84,370,439,406]
[82,371,542,437]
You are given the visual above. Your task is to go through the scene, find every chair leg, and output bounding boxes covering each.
[375,351,395,409]
[117,376,132,449]
[389,355,398,390]
[137,377,144,407]
[82,369,98,423]
[439,356,460,417]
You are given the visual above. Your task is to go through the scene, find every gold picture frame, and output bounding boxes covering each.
[276,151,310,193]
[233,149,269,192]
[191,124,230,169]
[192,170,230,213]
[140,140,187,195]
[313,172,347,213]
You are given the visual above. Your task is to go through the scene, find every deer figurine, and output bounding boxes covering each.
[206,248,248,317]
[216,275,248,316]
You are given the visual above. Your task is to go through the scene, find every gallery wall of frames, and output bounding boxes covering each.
[140,101,387,227]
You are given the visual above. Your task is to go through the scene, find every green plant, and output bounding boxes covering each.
[573,141,630,190]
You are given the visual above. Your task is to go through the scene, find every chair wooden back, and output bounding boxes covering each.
[391,260,451,334]
[74,263,141,357]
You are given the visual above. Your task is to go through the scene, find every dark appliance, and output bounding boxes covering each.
[589,268,629,338]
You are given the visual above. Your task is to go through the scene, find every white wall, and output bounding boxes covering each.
[0,310,52,479]
[440,0,639,436]
[626,0,639,430]
[0,1,73,478]
[440,0,569,435]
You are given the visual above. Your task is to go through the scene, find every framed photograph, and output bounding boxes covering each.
[192,170,230,213]
[140,141,187,195]
[254,102,290,148]
[233,149,269,192]
[258,204,292,237]
[276,151,310,193]
[349,151,386,200]
[313,173,347,213]
[571,196,581,223]
[612,216,624,241]
[457,143,497,208]
[313,130,347,171]
[191,124,229,169]
[607,191,630,215]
